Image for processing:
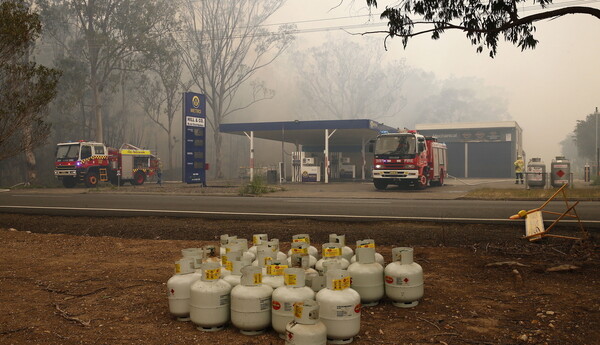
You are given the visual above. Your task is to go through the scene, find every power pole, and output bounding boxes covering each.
[594,107,600,176]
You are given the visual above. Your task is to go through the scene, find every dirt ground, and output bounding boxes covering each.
[0,214,598,345]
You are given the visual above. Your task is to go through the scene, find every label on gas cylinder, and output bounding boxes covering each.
[284,273,297,286]
[219,294,230,306]
[174,263,181,274]
[221,255,228,265]
[332,276,351,290]
[357,242,375,248]
[293,237,308,244]
[323,247,341,258]
[262,256,273,266]
[283,301,294,312]
[259,297,271,311]
[253,273,263,284]
[267,264,287,276]
[291,247,308,254]
[385,275,410,285]
[293,302,303,318]
[204,268,220,280]
[225,261,233,272]
[335,304,354,317]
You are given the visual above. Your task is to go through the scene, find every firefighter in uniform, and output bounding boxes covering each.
[514,156,524,184]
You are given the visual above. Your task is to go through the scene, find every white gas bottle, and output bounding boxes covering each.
[384,247,424,308]
[220,250,243,278]
[230,266,273,335]
[248,233,268,256]
[263,260,286,289]
[272,268,316,339]
[289,253,321,292]
[350,239,385,266]
[181,248,204,271]
[189,263,232,331]
[219,234,238,256]
[267,239,288,261]
[232,238,255,262]
[316,269,361,344]
[315,243,349,273]
[223,258,247,287]
[348,247,384,306]
[329,234,354,262]
[167,257,200,321]
[287,234,320,259]
[202,245,220,264]
[285,299,327,345]
[287,242,317,268]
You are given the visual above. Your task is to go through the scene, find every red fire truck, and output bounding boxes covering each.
[54,141,159,188]
[371,130,447,190]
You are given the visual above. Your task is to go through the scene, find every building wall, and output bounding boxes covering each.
[417,122,522,178]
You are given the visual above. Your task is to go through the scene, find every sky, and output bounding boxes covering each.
[256,0,600,166]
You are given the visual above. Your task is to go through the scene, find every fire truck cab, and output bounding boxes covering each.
[371,131,447,190]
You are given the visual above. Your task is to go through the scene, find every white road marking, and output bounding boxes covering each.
[11,195,70,198]
[0,205,598,225]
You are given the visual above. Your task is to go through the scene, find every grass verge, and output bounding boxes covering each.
[463,187,600,200]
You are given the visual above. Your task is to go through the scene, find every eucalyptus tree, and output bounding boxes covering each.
[0,0,60,163]
[292,39,406,121]
[365,0,600,57]
[179,0,295,178]
[39,0,179,143]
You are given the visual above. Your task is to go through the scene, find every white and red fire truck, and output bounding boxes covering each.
[371,130,447,190]
[54,141,159,188]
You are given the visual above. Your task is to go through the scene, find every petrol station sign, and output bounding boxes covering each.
[182,92,206,185]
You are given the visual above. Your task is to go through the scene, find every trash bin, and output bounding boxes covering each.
[266,170,278,184]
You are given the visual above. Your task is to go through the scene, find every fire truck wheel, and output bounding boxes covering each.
[84,172,99,188]
[132,171,146,185]
[417,175,428,189]
[62,177,76,188]
[373,179,388,190]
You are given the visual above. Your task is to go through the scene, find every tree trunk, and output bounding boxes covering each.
[213,129,223,179]
[23,126,37,185]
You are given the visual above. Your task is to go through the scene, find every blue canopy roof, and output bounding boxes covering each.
[220,119,397,150]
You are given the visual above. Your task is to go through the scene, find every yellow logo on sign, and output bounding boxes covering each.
[192,95,200,108]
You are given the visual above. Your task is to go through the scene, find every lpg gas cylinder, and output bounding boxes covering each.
[263,259,287,289]
[348,247,384,306]
[248,233,268,256]
[350,239,385,266]
[285,299,327,345]
[315,243,349,272]
[230,266,273,335]
[289,253,320,292]
[287,242,317,268]
[287,234,320,259]
[316,269,361,344]
[189,263,232,331]
[167,257,200,321]
[384,247,424,308]
[329,234,354,262]
[272,268,316,338]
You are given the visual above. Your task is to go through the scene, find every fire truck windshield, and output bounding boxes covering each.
[375,135,416,156]
[56,144,80,160]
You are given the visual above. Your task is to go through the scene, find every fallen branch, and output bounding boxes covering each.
[0,327,29,335]
[432,333,459,337]
[417,316,441,330]
[53,304,91,327]
[485,261,529,268]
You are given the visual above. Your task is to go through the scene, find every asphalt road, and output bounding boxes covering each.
[0,191,598,227]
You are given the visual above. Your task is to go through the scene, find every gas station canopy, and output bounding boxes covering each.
[220,119,398,183]
[220,119,397,151]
